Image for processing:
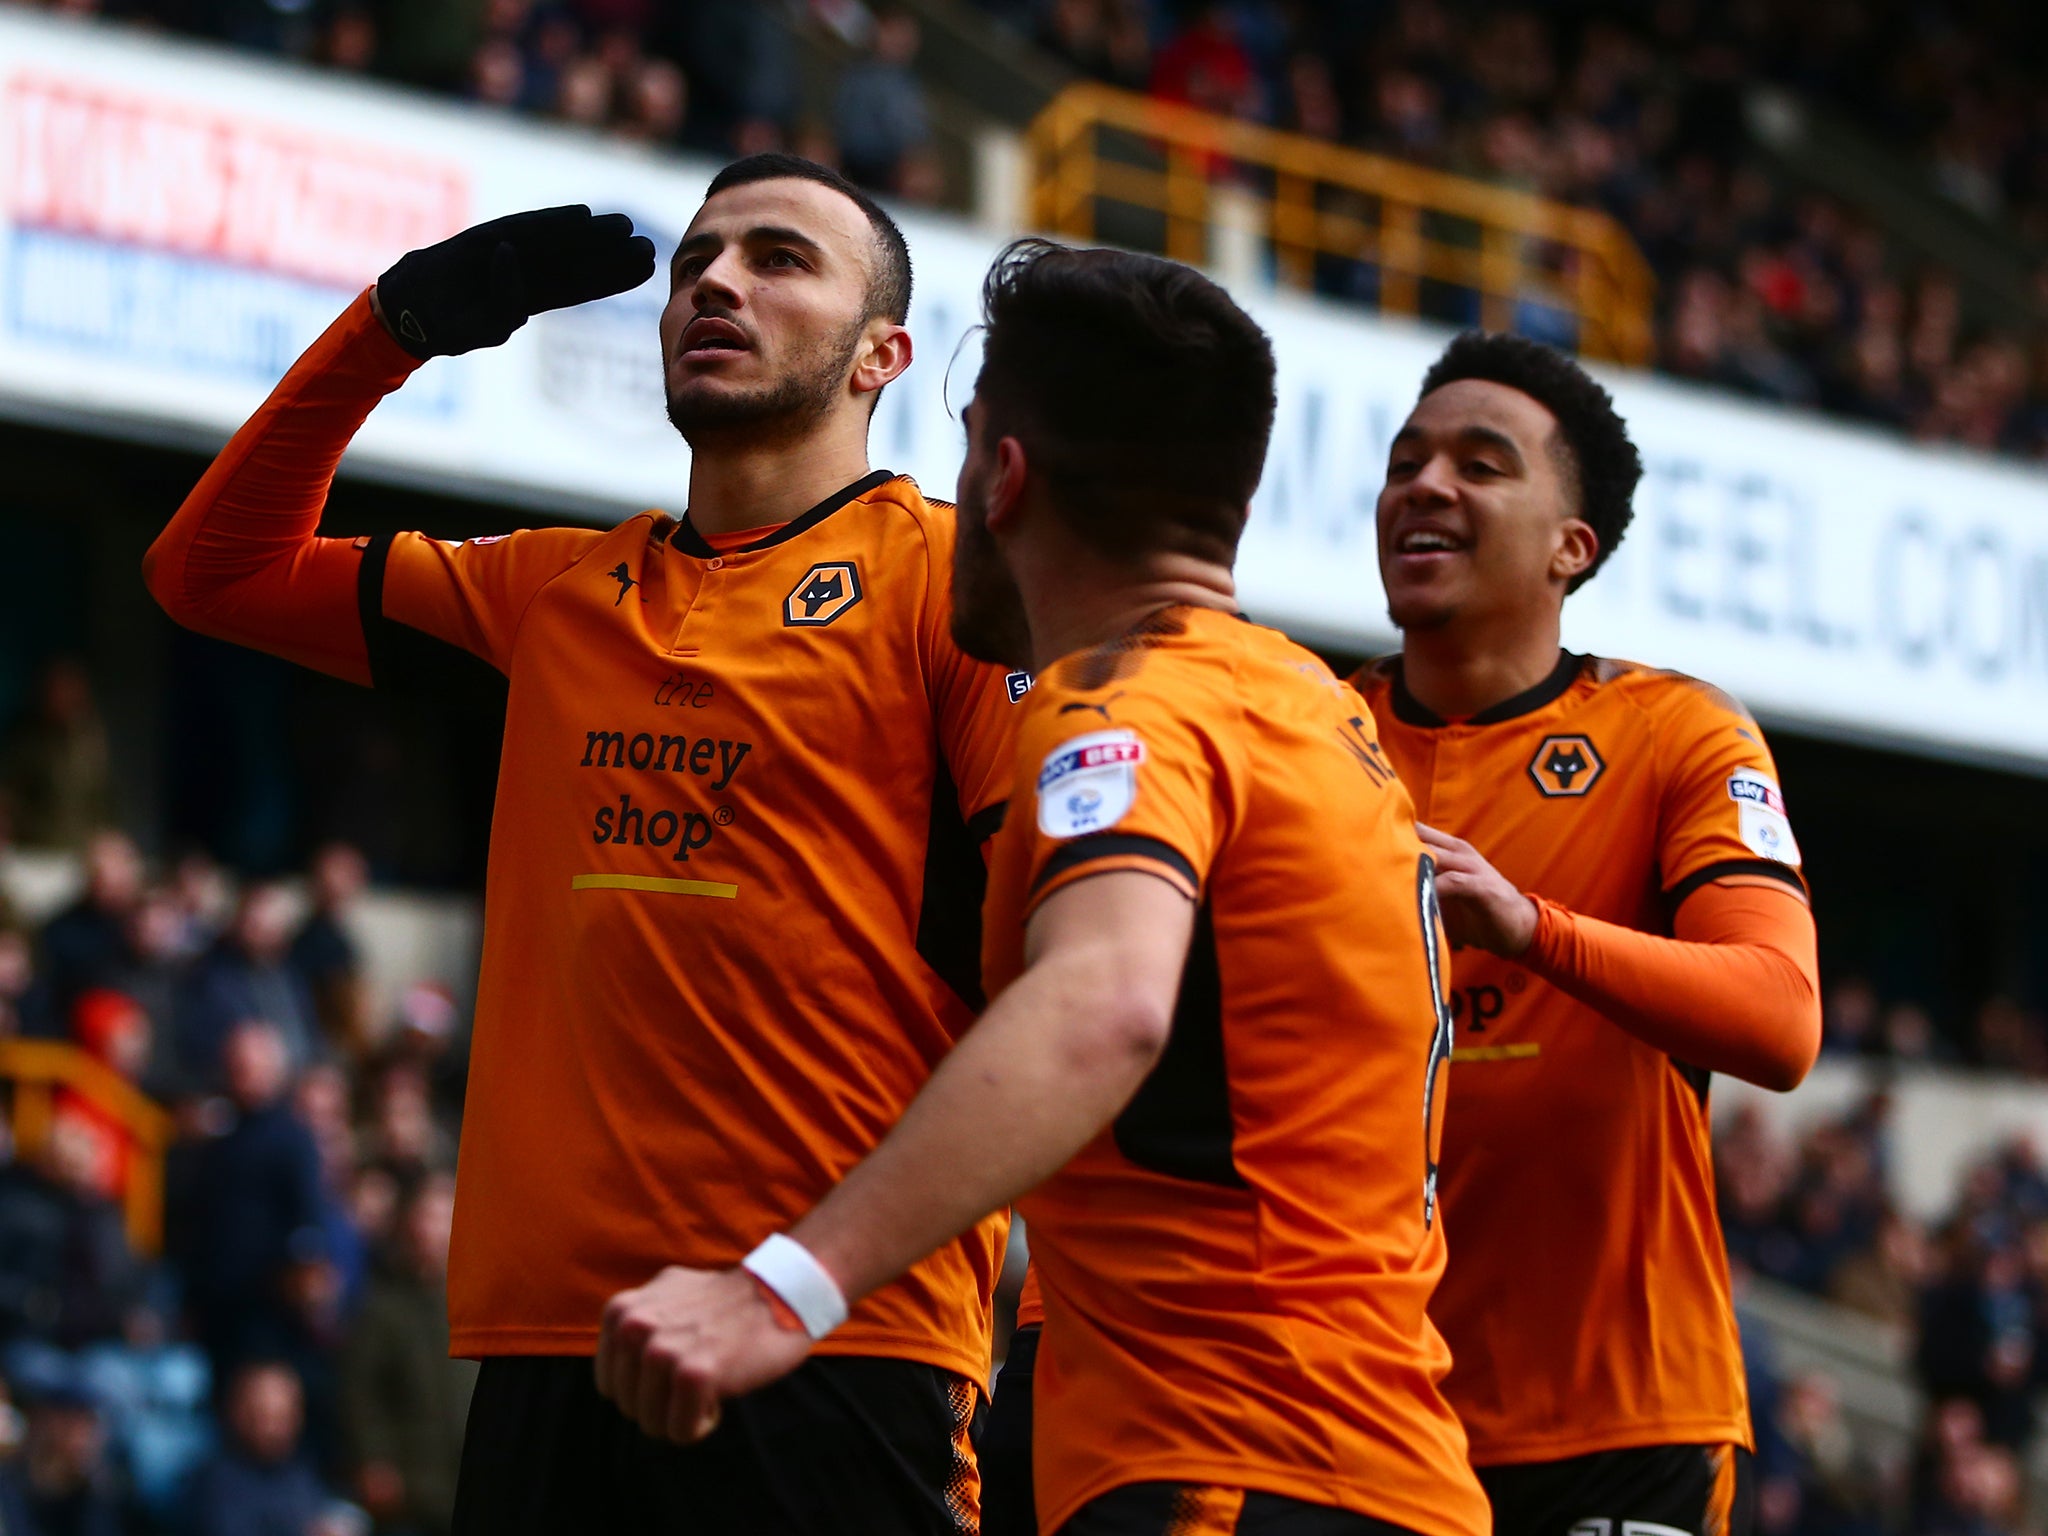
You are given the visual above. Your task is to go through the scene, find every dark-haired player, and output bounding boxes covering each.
[147,156,1020,1533]
[1351,333,1823,1536]
[596,240,1490,1536]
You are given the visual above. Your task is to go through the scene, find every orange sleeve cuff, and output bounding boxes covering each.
[1521,882,1820,1091]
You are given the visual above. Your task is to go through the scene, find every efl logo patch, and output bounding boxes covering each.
[1037,729,1143,838]
[783,562,863,627]
[1729,768,1801,864]
[1528,734,1604,797]
[1005,670,1035,703]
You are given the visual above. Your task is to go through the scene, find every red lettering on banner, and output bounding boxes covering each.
[4,74,469,286]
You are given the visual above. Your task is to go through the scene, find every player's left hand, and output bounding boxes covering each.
[1417,825,1538,957]
[594,1266,813,1443]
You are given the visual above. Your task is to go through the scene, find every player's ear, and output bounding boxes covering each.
[850,320,912,401]
[1552,518,1599,586]
[986,436,1029,533]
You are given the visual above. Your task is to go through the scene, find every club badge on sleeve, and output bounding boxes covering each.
[1728,768,1801,865]
[1037,729,1144,838]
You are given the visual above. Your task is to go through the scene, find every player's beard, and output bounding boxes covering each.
[665,313,866,447]
[1385,588,1458,633]
[950,480,1033,669]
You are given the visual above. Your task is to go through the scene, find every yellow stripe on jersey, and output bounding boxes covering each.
[1450,1044,1542,1063]
[570,873,740,899]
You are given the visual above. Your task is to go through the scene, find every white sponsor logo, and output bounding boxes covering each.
[1036,729,1143,838]
[1729,768,1801,865]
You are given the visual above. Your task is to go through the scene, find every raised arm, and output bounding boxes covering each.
[143,293,418,685]
[145,206,655,681]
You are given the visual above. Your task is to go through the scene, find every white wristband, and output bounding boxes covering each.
[740,1233,848,1341]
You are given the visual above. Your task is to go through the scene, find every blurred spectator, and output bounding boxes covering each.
[676,0,799,154]
[55,988,151,1202]
[0,926,42,1038]
[293,1064,371,1316]
[1831,1209,1930,1328]
[119,889,199,1098]
[1766,1372,1885,1536]
[175,1020,330,1389]
[16,1378,123,1536]
[1882,1003,1951,1065]
[291,843,370,1063]
[38,832,145,1023]
[555,51,614,130]
[1037,0,1149,92]
[0,1120,145,1352]
[358,1062,452,1191]
[341,1175,471,1536]
[176,882,321,1087]
[1149,2,1259,123]
[1972,997,2047,1077]
[190,1359,345,1536]
[1822,976,1881,1058]
[1915,1231,2036,1449]
[380,983,466,1128]
[169,849,235,960]
[319,5,376,72]
[0,659,112,854]
[616,55,686,145]
[832,6,932,192]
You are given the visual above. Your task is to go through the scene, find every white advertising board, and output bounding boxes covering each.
[5,9,2048,766]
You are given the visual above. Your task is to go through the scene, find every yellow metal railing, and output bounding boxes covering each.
[1026,83,1655,365]
[1,1040,177,1255]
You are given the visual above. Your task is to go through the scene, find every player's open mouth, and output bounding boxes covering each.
[1391,526,1467,564]
[679,317,751,358]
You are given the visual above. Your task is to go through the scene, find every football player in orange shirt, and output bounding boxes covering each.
[595,241,1491,1536]
[147,157,1020,1534]
[1352,333,1823,1536]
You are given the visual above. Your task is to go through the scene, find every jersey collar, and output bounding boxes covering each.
[668,469,896,558]
[1388,649,1585,728]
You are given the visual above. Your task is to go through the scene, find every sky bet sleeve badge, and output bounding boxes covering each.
[1728,767,1802,864]
[1037,729,1144,838]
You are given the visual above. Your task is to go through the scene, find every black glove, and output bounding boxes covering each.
[375,204,657,359]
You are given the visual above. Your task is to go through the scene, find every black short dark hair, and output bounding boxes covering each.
[976,239,1276,566]
[703,153,912,324]
[1419,332,1642,592]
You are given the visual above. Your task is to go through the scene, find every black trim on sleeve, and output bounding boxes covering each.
[966,800,1008,846]
[915,758,993,1012]
[1112,901,1245,1187]
[355,532,400,689]
[1028,833,1199,901]
[1671,1058,1713,1113]
[1388,649,1585,728]
[668,470,895,558]
[1665,858,1809,908]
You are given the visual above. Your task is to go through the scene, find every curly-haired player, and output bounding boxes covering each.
[1351,331,1822,1536]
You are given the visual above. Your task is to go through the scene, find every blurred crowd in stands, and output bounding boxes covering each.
[2,0,945,203]
[7,0,2047,460]
[1820,980,2048,1078]
[986,0,2048,462]
[0,677,472,1533]
[1722,1078,2048,1536]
